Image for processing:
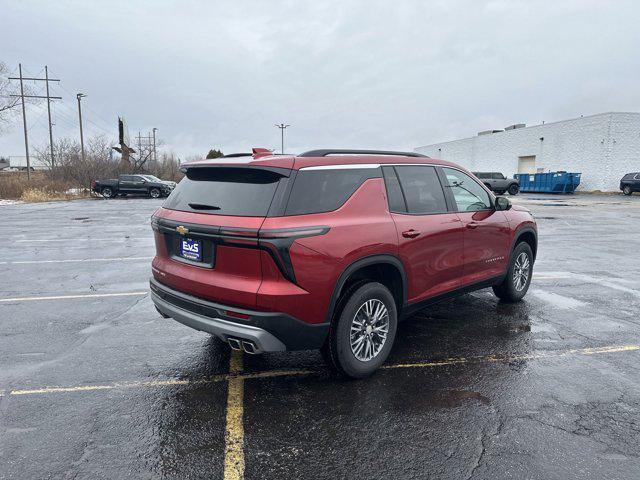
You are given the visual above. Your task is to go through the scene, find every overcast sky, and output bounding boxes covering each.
[1,0,639,161]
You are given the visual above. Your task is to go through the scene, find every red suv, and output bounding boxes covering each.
[150,149,537,378]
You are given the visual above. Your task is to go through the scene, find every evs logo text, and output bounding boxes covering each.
[182,240,200,255]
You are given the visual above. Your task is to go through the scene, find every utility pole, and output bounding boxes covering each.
[45,66,55,168]
[77,93,86,162]
[152,127,157,166]
[17,64,29,180]
[9,64,61,179]
[274,123,290,154]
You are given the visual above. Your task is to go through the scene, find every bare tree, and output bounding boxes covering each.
[0,62,22,133]
[0,62,41,134]
[149,151,183,182]
[35,134,118,186]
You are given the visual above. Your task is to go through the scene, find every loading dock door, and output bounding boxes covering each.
[518,155,536,174]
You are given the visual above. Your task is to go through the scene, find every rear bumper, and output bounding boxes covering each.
[149,278,328,352]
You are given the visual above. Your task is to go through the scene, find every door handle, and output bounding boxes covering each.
[402,229,421,238]
[466,222,479,229]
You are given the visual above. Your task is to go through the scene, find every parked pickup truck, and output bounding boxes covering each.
[472,172,520,195]
[91,174,176,198]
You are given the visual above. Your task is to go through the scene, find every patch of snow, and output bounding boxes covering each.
[0,199,23,206]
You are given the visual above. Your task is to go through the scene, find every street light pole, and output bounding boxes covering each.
[76,93,86,162]
[274,123,290,154]
[152,127,157,166]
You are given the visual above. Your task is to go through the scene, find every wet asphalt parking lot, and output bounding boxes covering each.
[1,193,640,479]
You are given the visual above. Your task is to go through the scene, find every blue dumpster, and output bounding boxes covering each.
[513,171,581,194]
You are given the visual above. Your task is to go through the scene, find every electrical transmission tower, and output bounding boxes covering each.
[9,64,62,179]
[136,131,155,170]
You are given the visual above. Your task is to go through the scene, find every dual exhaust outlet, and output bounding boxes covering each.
[227,337,258,354]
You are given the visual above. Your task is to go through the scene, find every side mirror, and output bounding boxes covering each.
[495,196,511,211]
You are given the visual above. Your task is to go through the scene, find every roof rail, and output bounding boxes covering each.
[299,149,428,158]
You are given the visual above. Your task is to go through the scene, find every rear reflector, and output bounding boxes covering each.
[226,310,251,320]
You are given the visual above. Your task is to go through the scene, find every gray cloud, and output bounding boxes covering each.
[1,0,639,159]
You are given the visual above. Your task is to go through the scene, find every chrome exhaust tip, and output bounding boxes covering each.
[242,340,257,355]
[228,337,242,351]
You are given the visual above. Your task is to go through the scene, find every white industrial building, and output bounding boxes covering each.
[415,112,640,191]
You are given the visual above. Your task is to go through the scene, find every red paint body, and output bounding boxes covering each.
[151,154,537,333]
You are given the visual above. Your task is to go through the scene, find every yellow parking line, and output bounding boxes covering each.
[3,344,638,398]
[224,351,245,480]
[382,344,640,370]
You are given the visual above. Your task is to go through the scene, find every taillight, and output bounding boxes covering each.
[217,226,330,283]
[258,226,329,283]
[91,180,96,188]
[259,226,330,239]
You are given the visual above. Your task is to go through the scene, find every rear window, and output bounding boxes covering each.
[285,168,379,216]
[163,167,284,216]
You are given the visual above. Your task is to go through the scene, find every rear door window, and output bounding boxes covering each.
[442,168,492,212]
[164,167,284,216]
[393,165,448,214]
[284,168,379,215]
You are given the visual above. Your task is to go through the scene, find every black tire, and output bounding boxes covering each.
[508,183,520,195]
[495,190,506,196]
[493,242,533,302]
[149,187,161,199]
[324,282,398,379]
[623,186,632,196]
[101,187,114,198]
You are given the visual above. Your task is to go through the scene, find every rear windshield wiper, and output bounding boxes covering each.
[188,203,221,210]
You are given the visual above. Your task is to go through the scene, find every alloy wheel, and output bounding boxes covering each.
[513,252,531,291]
[350,299,389,362]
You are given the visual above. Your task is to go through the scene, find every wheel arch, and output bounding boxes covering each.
[325,254,407,324]
[512,227,537,261]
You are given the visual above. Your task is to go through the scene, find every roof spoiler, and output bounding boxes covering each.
[252,147,273,159]
[299,149,428,158]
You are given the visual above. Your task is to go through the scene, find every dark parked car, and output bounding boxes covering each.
[620,172,640,195]
[91,174,175,198]
[472,172,520,195]
[150,149,537,378]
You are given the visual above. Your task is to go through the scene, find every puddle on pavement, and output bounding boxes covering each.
[532,289,587,309]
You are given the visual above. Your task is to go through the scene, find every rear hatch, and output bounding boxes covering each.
[151,161,293,308]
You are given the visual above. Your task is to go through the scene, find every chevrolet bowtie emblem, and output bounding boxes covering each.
[176,225,189,235]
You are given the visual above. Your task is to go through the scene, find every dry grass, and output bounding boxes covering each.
[0,172,88,202]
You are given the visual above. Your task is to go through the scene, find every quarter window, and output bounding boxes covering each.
[442,168,492,212]
[392,166,448,214]
[285,168,378,216]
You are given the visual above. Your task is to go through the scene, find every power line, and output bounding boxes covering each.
[9,64,61,174]
[49,70,114,133]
